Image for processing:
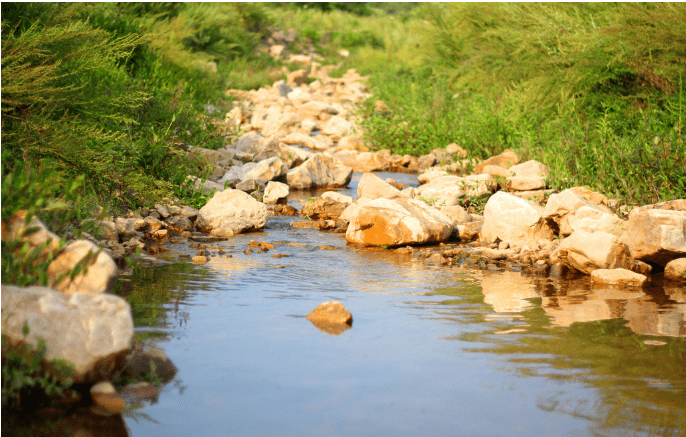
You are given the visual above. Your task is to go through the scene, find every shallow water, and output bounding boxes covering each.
[7,172,686,437]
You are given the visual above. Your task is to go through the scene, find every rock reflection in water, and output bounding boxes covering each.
[478,270,540,313]
[307,319,352,336]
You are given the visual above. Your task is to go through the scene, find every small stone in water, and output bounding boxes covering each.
[244,248,253,255]
[248,240,260,248]
[192,256,209,264]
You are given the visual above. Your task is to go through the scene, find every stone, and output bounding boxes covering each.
[338,135,365,151]
[503,176,546,191]
[192,256,209,264]
[321,191,353,204]
[1,285,133,383]
[321,116,354,140]
[90,381,126,414]
[417,170,449,185]
[306,301,353,335]
[622,208,686,266]
[282,132,330,151]
[357,172,403,200]
[473,149,520,174]
[456,221,483,241]
[286,153,353,189]
[415,176,465,207]
[235,178,265,194]
[123,347,177,384]
[481,192,555,245]
[47,240,119,295]
[345,197,453,247]
[507,160,551,179]
[2,211,61,259]
[186,175,224,195]
[590,269,647,287]
[446,143,468,157]
[664,258,686,282]
[438,205,472,226]
[263,181,289,204]
[196,189,267,235]
[164,216,193,232]
[301,197,348,220]
[461,174,496,199]
[562,206,626,237]
[296,100,338,121]
[568,187,610,207]
[543,189,600,226]
[552,230,634,275]
[287,69,308,87]
[480,165,512,178]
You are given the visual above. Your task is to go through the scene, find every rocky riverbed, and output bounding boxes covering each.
[2,59,685,425]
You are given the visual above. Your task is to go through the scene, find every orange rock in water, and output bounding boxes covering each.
[261,242,275,250]
[306,301,353,325]
[90,381,126,414]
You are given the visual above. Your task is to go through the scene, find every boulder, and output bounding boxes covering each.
[296,100,338,120]
[438,205,472,226]
[664,258,686,282]
[415,176,465,207]
[552,230,634,275]
[473,149,520,175]
[543,188,601,227]
[357,172,403,200]
[345,197,453,247]
[302,197,348,220]
[1,285,134,383]
[235,178,265,194]
[561,206,626,237]
[590,269,647,287]
[321,116,354,140]
[507,160,550,179]
[2,211,61,259]
[622,208,686,266]
[503,176,546,191]
[286,153,353,189]
[321,191,353,204]
[481,192,555,245]
[196,189,268,235]
[480,165,512,178]
[263,181,289,204]
[47,240,119,295]
[417,169,449,185]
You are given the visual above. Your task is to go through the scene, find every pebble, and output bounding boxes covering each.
[192,255,209,264]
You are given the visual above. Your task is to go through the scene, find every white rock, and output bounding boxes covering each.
[197,189,268,235]
[263,181,289,204]
[481,191,555,245]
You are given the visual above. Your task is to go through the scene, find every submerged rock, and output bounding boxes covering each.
[90,381,126,414]
[306,301,353,336]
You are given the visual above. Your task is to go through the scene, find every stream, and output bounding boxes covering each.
[8,172,686,437]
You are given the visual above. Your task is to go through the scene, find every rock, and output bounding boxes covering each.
[415,176,465,207]
[1,285,133,383]
[321,116,354,140]
[296,100,338,121]
[417,169,449,185]
[461,174,496,199]
[473,149,520,174]
[192,256,209,264]
[338,135,365,151]
[287,69,308,87]
[481,192,555,246]
[456,221,483,241]
[286,153,353,189]
[417,153,437,169]
[543,189,600,227]
[446,143,468,157]
[164,216,193,232]
[591,269,647,287]
[481,165,512,178]
[664,258,686,282]
[333,150,388,172]
[345,197,453,247]
[622,208,686,266]
[473,247,518,260]
[302,196,348,220]
[90,382,125,414]
[120,382,158,403]
[508,189,554,205]
[186,175,224,195]
[273,79,292,97]
[438,205,472,226]
[357,172,403,200]
[47,240,119,295]
[235,178,265,194]
[561,206,626,237]
[507,160,550,179]
[282,132,330,151]
[122,347,177,384]
[568,187,610,208]
[306,301,353,336]
[221,157,288,184]
[263,181,289,204]
[321,191,353,204]
[2,211,61,259]
[503,176,546,191]
[632,260,653,276]
[196,189,268,235]
[552,230,634,275]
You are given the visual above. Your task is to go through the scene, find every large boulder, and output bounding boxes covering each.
[1,285,134,383]
[286,153,353,189]
[664,258,686,282]
[562,206,627,237]
[621,208,686,266]
[415,176,465,207]
[301,197,349,220]
[345,197,453,247]
[543,188,600,227]
[552,230,634,275]
[47,240,119,295]
[357,172,403,200]
[481,192,555,245]
[196,189,268,236]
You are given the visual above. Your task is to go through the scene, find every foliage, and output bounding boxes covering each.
[1,327,76,411]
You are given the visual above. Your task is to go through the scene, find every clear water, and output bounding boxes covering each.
[8,172,686,437]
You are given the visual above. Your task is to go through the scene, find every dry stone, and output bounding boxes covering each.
[357,172,403,200]
[473,149,519,174]
[664,258,686,282]
[503,176,546,191]
[622,208,686,266]
[263,181,289,204]
[552,230,634,275]
[197,189,267,235]
[286,153,353,189]
[321,191,353,204]
[481,192,555,245]
[1,285,134,383]
[345,197,453,247]
[47,240,119,295]
[481,165,512,178]
[415,176,465,207]
[508,160,550,179]
[543,189,601,227]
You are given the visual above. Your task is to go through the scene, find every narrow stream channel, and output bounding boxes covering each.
[12,173,684,437]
